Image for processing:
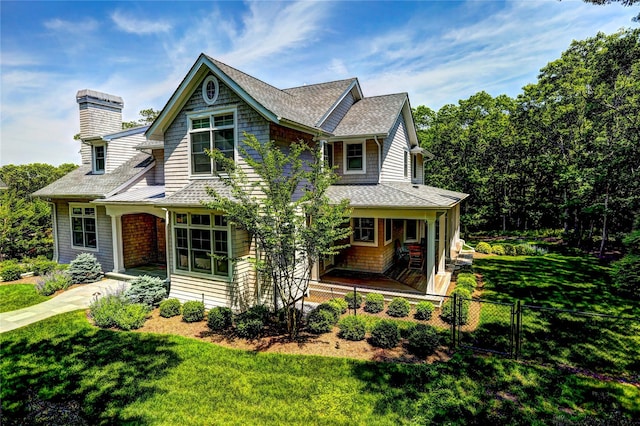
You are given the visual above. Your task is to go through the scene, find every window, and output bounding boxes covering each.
[70,204,97,249]
[412,154,417,179]
[190,111,236,175]
[202,75,219,105]
[323,143,333,168]
[344,141,365,173]
[384,218,392,244]
[174,212,230,278]
[405,220,418,242]
[353,217,375,243]
[404,151,408,178]
[93,145,106,174]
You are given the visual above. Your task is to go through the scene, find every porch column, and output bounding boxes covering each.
[438,214,446,275]
[449,208,457,260]
[426,217,436,294]
[110,214,124,273]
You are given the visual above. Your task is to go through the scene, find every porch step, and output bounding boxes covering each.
[308,282,446,306]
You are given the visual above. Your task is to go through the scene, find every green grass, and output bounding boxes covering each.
[1,311,638,425]
[470,253,640,376]
[0,284,50,313]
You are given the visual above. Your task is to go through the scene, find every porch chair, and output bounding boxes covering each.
[408,244,424,270]
[395,239,409,262]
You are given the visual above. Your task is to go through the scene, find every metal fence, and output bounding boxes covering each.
[307,286,640,377]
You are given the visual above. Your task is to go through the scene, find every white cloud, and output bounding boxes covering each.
[111,10,172,35]
[44,18,98,33]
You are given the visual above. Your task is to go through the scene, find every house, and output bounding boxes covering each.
[34,54,468,308]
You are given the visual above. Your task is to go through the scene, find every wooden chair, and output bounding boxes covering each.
[408,244,423,270]
[395,239,409,262]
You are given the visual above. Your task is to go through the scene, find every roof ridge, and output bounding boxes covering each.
[283,78,357,91]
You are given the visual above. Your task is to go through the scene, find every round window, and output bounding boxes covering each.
[202,75,219,105]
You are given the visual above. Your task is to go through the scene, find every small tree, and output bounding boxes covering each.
[204,133,352,338]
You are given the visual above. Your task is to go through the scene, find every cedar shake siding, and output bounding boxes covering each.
[332,139,381,184]
[335,219,397,273]
[122,214,166,268]
[54,200,114,271]
[163,73,270,196]
[381,115,411,183]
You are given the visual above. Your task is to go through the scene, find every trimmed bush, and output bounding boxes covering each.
[369,320,400,348]
[364,293,385,313]
[31,256,58,276]
[235,318,263,339]
[407,324,440,356]
[159,298,181,318]
[503,243,516,256]
[456,276,477,292]
[338,316,366,341]
[514,244,528,256]
[113,303,149,330]
[491,244,505,255]
[475,242,492,254]
[0,260,24,282]
[452,286,472,299]
[327,298,348,314]
[277,307,302,329]
[124,275,167,308]
[457,272,477,283]
[182,301,205,323]
[440,298,470,325]
[244,305,271,322]
[67,253,103,284]
[306,308,337,334]
[316,303,340,322]
[344,291,363,309]
[90,294,127,328]
[414,301,434,321]
[35,270,72,296]
[387,297,410,318]
[208,306,233,331]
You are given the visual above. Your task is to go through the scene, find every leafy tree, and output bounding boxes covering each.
[583,0,640,21]
[122,108,160,129]
[204,133,352,338]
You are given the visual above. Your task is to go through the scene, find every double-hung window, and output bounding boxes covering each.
[344,141,365,173]
[70,204,97,249]
[174,213,230,278]
[353,217,375,243]
[190,111,236,175]
[405,219,418,242]
[93,145,106,174]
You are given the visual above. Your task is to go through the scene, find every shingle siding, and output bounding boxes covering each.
[381,115,411,183]
[332,139,380,184]
[105,133,146,173]
[322,92,355,132]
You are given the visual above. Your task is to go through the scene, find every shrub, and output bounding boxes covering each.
[306,308,337,334]
[0,260,24,282]
[90,294,127,328]
[407,324,440,356]
[113,303,149,330]
[611,253,640,299]
[327,298,348,314]
[475,242,492,254]
[159,298,181,318]
[124,275,167,308]
[315,303,340,322]
[244,305,271,322]
[491,244,505,255]
[31,256,58,276]
[67,253,103,284]
[35,270,72,296]
[414,301,434,320]
[235,318,263,339]
[502,243,516,256]
[276,307,302,330]
[338,316,366,341]
[344,291,362,309]
[452,286,472,299]
[369,320,400,348]
[364,293,385,313]
[456,276,477,292]
[182,301,205,323]
[208,306,233,331]
[440,298,470,325]
[387,297,410,317]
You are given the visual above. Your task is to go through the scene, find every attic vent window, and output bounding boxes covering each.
[202,75,219,105]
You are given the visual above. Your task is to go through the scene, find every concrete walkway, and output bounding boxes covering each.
[0,279,129,334]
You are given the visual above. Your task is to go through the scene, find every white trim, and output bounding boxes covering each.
[50,201,59,262]
[384,218,393,246]
[69,203,99,252]
[350,217,378,247]
[343,140,366,175]
[92,144,106,174]
[187,107,238,177]
[202,75,219,105]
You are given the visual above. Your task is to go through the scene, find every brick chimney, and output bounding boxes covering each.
[76,89,124,164]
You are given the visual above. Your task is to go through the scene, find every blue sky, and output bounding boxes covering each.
[1,0,636,166]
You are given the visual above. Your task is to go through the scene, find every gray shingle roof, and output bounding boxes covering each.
[155,179,236,207]
[333,94,407,137]
[96,185,165,204]
[33,153,154,198]
[326,183,468,209]
[282,79,358,126]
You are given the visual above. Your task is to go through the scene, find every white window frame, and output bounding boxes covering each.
[172,211,232,280]
[351,217,377,247]
[384,218,393,245]
[404,219,420,243]
[343,141,366,174]
[188,108,237,177]
[69,203,98,251]
[92,144,106,174]
[202,75,220,105]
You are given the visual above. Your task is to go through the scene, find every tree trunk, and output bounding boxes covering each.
[599,189,609,258]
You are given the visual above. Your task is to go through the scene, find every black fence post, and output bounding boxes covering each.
[451,293,457,349]
[515,300,522,360]
[353,286,357,316]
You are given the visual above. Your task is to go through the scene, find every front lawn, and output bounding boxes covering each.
[0,284,49,313]
[2,311,639,425]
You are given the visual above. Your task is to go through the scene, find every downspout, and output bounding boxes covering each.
[374,136,382,183]
[162,208,171,288]
[49,201,59,262]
